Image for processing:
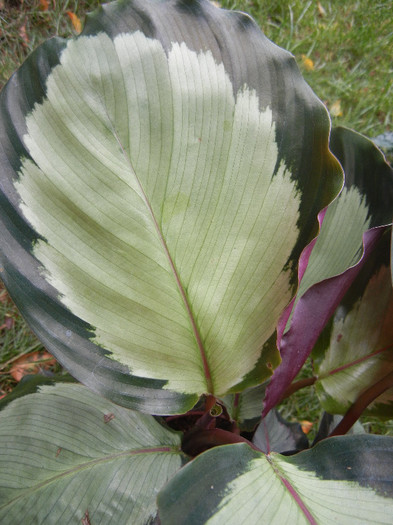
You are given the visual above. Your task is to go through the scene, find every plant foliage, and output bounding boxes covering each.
[0,0,392,523]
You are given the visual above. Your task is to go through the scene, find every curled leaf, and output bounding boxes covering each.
[264,127,393,415]
[313,231,393,417]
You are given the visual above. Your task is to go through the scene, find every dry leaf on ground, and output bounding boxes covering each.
[39,0,49,11]
[301,55,314,71]
[66,11,82,34]
[19,19,29,47]
[10,350,57,382]
[0,315,14,331]
[300,420,314,434]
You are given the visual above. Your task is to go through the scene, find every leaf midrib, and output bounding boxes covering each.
[266,453,317,525]
[0,445,180,511]
[110,121,214,394]
[318,343,393,381]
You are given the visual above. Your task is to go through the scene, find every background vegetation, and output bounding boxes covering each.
[221,0,392,136]
[1,0,392,437]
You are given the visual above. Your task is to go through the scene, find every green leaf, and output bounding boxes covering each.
[0,383,185,524]
[221,383,266,431]
[252,409,308,453]
[0,372,76,411]
[158,437,393,524]
[313,412,366,444]
[265,126,393,413]
[0,0,342,413]
[313,231,393,417]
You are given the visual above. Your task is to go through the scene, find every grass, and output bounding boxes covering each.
[221,0,393,137]
[0,0,99,90]
[0,0,392,434]
[2,0,392,137]
[0,284,44,397]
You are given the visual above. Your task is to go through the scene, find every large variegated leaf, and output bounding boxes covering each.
[312,230,393,417]
[158,438,393,524]
[0,383,185,524]
[264,127,393,414]
[0,0,341,413]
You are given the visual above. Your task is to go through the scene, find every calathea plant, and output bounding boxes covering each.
[0,0,392,523]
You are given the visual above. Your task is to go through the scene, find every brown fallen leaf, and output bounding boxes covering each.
[10,350,57,382]
[19,19,29,47]
[317,1,327,17]
[301,54,314,71]
[0,315,14,331]
[66,11,82,34]
[39,0,49,11]
[300,420,314,434]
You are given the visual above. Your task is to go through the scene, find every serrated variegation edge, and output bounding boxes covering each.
[15,31,301,397]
